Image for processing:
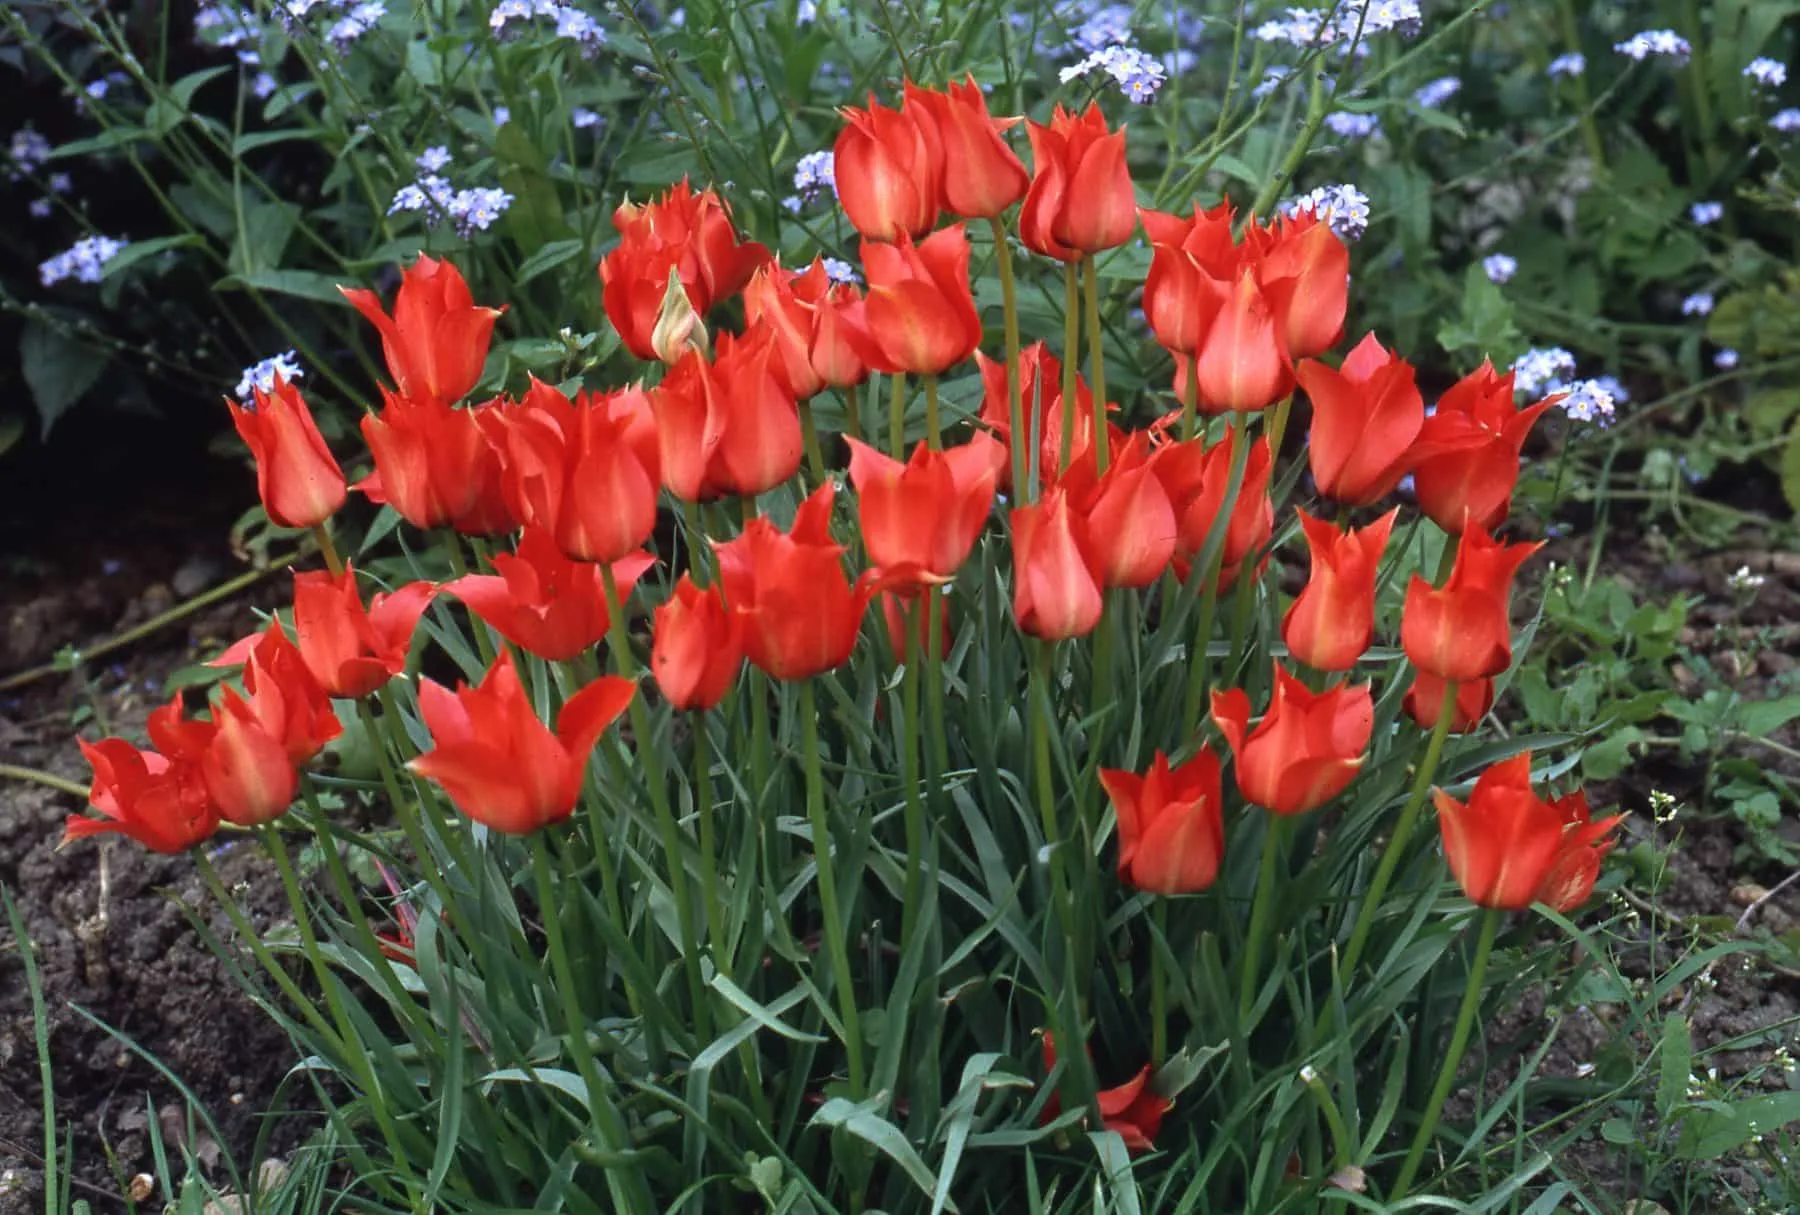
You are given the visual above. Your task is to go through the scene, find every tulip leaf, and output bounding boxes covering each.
[515,238,586,285]
[810,1097,949,1209]
[20,318,106,439]
[218,269,353,306]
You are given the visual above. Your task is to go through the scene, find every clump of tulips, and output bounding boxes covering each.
[63,76,1621,1212]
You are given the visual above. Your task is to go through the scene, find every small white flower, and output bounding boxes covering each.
[1728,565,1766,591]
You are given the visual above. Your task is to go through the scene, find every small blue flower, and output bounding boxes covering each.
[1413,76,1461,108]
[1744,57,1787,88]
[1061,44,1167,103]
[797,0,818,24]
[252,72,278,99]
[1681,291,1714,316]
[1512,347,1576,397]
[1589,374,1629,405]
[1690,200,1723,225]
[8,128,52,175]
[1714,348,1739,369]
[1547,51,1585,78]
[1069,3,1133,54]
[572,106,602,129]
[1325,111,1380,139]
[1557,378,1616,424]
[493,106,511,126]
[821,257,858,285]
[1773,108,1800,132]
[417,145,453,174]
[781,195,803,214]
[29,198,52,219]
[1615,29,1691,64]
[235,350,304,399]
[48,172,72,194]
[1285,184,1371,241]
[793,150,836,199]
[1481,253,1517,284]
[39,234,128,287]
[1251,66,1291,99]
[447,186,514,236]
[102,559,124,576]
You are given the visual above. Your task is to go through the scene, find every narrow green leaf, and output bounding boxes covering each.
[810,1097,948,1208]
[217,269,352,305]
[1656,1013,1692,1119]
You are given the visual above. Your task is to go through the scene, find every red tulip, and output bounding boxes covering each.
[226,376,346,530]
[1152,434,1274,587]
[846,433,1004,587]
[1435,754,1622,912]
[1099,749,1226,895]
[651,574,745,711]
[848,226,983,376]
[1139,201,1237,356]
[446,529,655,662]
[834,91,944,240]
[600,180,771,360]
[1282,508,1396,672]
[975,343,1106,488]
[1297,333,1424,506]
[489,379,663,562]
[213,622,344,764]
[1401,522,1542,682]
[1409,362,1555,533]
[1019,103,1136,260]
[1059,431,1177,589]
[356,389,513,532]
[907,77,1028,219]
[744,259,869,399]
[714,483,878,681]
[1247,210,1349,361]
[286,565,438,699]
[878,590,951,661]
[410,651,637,834]
[1011,487,1106,640]
[202,682,299,827]
[1211,665,1373,815]
[1189,265,1291,414]
[1038,1033,1172,1154]
[65,703,220,853]
[340,254,502,405]
[1404,672,1493,733]
[652,328,803,501]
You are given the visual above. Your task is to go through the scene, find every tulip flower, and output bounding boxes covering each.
[1282,509,1396,672]
[1212,665,1373,815]
[1188,266,1291,414]
[651,574,745,711]
[1247,210,1349,361]
[975,343,1106,487]
[1297,333,1425,506]
[356,389,513,532]
[652,328,804,502]
[340,254,502,405]
[226,376,346,530]
[1058,431,1177,589]
[1152,434,1274,587]
[65,705,221,853]
[1011,487,1105,640]
[878,590,951,661]
[1409,362,1555,533]
[846,433,1004,587]
[202,682,300,827]
[447,530,655,662]
[1139,201,1237,357]
[1401,522,1542,682]
[1435,754,1622,912]
[410,651,637,834]
[211,622,345,764]
[907,77,1029,219]
[744,259,869,400]
[1099,749,1226,895]
[1019,103,1136,260]
[715,483,879,681]
[833,91,944,240]
[488,379,663,562]
[283,565,438,699]
[1404,672,1493,734]
[1038,1034,1172,1154]
[848,226,983,377]
[600,180,771,360]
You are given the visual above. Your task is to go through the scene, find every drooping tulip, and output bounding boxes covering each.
[446,529,655,662]
[340,254,502,405]
[1211,665,1373,815]
[1435,754,1622,912]
[1019,103,1136,260]
[1099,749,1226,895]
[651,574,745,711]
[1282,509,1396,672]
[744,259,869,400]
[488,379,663,562]
[226,376,346,530]
[1038,1034,1173,1154]
[651,328,803,502]
[65,704,220,853]
[599,180,771,360]
[1408,361,1555,533]
[846,432,1004,587]
[410,651,637,834]
[847,226,983,377]
[833,91,944,241]
[907,76,1029,220]
[1401,522,1542,682]
[1297,333,1424,506]
[714,483,878,681]
[1010,487,1105,640]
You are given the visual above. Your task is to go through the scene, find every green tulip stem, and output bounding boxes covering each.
[800,678,866,1096]
[1059,261,1080,473]
[989,216,1028,501]
[1081,255,1108,475]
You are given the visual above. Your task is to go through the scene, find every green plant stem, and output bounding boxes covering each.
[0,764,91,798]
[692,714,728,964]
[897,606,927,955]
[1249,67,1331,219]
[1237,816,1286,1026]
[925,375,942,451]
[799,679,865,1096]
[599,563,709,1042]
[800,398,828,484]
[889,372,908,458]
[1264,393,1293,462]
[1339,682,1459,977]
[1151,900,1169,1066]
[923,590,951,791]
[529,833,651,1214]
[1179,352,1199,442]
[1551,0,1606,171]
[989,216,1028,501]
[442,539,496,667]
[1059,262,1080,473]
[843,381,863,443]
[312,524,344,576]
[1180,415,1254,734]
[1391,908,1501,1199]
[1081,255,1108,474]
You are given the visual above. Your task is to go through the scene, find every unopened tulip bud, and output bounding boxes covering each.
[650,268,710,365]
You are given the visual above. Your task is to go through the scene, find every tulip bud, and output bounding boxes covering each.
[651,268,711,365]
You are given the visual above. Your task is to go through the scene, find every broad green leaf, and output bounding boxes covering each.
[1656,1013,1691,1119]
[20,319,106,438]
[1737,694,1800,738]
[229,199,301,275]
[1675,1091,1800,1159]
[515,238,586,285]
[101,234,204,280]
[217,269,351,305]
